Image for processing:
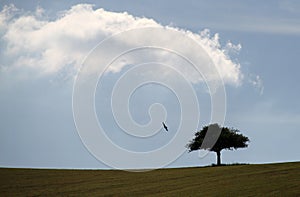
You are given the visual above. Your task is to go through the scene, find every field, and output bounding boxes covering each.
[0,162,299,196]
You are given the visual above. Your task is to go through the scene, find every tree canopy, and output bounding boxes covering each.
[187,123,249,165]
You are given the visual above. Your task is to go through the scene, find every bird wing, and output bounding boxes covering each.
[162,122,168,131]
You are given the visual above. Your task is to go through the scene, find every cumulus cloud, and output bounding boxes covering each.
[0,4,243,85]
[249,74,264,95]
[0,5,16,34]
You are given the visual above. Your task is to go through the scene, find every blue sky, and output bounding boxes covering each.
[0,0,299,169]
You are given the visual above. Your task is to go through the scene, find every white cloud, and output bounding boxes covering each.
[249,74,264,95]
[0,4,17,33]
[0,4,243,85]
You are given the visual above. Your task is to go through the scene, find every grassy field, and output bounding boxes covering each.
[0,162,299,196]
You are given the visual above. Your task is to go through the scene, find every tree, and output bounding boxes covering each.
[187,123,249,166]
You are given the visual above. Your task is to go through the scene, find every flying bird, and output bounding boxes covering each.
[162,122,168,132]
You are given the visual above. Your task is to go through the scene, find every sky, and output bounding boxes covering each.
[0,0,299,170]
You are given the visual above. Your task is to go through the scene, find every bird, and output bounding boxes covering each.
[162,122,168,132]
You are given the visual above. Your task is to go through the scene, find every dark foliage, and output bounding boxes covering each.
[187,123,249,165]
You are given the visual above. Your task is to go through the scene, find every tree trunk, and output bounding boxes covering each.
[216,151,221,166]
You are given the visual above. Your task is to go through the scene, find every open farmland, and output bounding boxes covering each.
[0,162,299,196]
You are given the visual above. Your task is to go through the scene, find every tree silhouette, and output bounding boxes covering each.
[187,123,249,166]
